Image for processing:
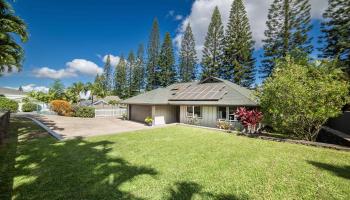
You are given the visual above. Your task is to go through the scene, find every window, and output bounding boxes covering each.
[194,106,202,118]
[229,107,236,121]
[217,106,227,119]
[186,106,193,117]
[186,106,202,118]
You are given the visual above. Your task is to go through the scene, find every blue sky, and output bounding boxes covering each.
[1,0,327,91]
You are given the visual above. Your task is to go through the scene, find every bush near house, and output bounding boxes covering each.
[50,100,72,116]
[72,106,95,118]
[257,57,350,141]
[0,97,18,113]
[22,102,41,112]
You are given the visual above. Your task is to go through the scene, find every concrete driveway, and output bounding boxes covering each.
[20,114,150,139]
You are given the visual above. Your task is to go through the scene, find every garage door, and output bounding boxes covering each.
[130,105,152,123]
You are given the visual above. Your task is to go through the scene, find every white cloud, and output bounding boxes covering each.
[22,84,49,93]
[167,10,184,21]
[66,59,103,75]
[175,15,184,21]
[175,0,328,58]
[33,67,77,79]
[102,54,120,66]
[33,59,103,79]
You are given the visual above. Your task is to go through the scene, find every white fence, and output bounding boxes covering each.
[95,108,127,118]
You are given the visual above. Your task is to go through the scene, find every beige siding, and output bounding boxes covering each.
[153,105,177,125]
[180,105,217,127]
[130,105,151,123]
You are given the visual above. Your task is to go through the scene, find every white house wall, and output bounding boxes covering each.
[180,105,217,127]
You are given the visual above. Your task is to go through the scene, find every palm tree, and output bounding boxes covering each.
[0,0,28,74]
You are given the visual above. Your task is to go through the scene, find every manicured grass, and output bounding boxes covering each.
[1,118,349,200]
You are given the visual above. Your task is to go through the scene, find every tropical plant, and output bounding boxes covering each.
[48,80,65,100]
[65,82,84,103]
[0,0,28,75]
[22,102,40,112]
[0,97,18,112]
[50,100,72,116]
[257,56,349,141]
[235,107,263,134]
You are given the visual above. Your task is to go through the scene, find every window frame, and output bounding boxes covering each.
[217,106,227,120]
[186,105,202,118]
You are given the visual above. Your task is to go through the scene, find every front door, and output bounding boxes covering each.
[175,106,180,123]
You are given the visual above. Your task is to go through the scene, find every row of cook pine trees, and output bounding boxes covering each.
[97,0,349,99]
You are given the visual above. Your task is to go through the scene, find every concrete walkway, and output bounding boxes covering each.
[17,114,150,139]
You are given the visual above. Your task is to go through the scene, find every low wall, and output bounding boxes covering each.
[327,111,350,134]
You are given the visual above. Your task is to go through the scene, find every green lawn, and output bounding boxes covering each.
[1,118,349,200]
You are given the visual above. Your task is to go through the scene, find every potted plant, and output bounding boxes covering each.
[144,116,153,126]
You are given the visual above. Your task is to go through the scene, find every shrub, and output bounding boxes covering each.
[50,100,72,116]
[73,106,95,118]
[0,97,18,112]
[22,102,41,112]
[144,116,153,125]
[257,57,350,141]
[216,120,232,131]
[235,107,263,134]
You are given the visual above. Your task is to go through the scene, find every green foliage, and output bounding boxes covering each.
[144,116,153,125]
[65,82,85,103]
[261,0,313,78]
[223,0,255,87]
[179,23,197,82]
[22,102,40,112]
[102,55,113,92]
[159,32,176,87]
[131,44,145,95]
[28,91,50,103]
[72,106,95,118]
[257,56,349,141]
[146,18,161,90]
[92,75,108,99]
[127,51,136,97]
[114,56,128,99]
[48,80,65,100]
[201,6,224,79]
[0,0,28,75]
[0,97,18,112]
[319,0,350,74]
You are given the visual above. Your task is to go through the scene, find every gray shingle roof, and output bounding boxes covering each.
[122,77,258,106]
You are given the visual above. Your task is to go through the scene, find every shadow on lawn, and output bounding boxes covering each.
[167,181,248,200]
[308,161,350,180]
[1,118,157,200]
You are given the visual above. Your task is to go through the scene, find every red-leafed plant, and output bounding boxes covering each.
[235,107,263,134]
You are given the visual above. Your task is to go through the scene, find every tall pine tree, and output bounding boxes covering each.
[319,0,350,73]
[261,0,313,78]
[159,32,176,87]
[146,18,161,90]
[133,44,145,92]
[223,0,255,87]
[102,55,113,92]
[114,56,127,99]
[201,6,224,79]
[127,51,136,97]
[179,23,197,82]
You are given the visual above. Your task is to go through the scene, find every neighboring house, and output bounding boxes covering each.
[0,87,27,101]
[0,87,27,111]
[122,77,258,127]
[80,96,121,109]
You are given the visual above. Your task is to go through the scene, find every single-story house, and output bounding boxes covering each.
[79,96,121,109]
[0,87,28,111]
[122,77,258,127]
